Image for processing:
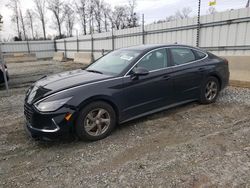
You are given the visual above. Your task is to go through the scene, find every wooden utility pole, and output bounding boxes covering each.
[196,0,201,47]
[142,14,145,45]
[91,14,94,63]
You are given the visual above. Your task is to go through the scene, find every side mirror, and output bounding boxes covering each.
[131,67,149,79]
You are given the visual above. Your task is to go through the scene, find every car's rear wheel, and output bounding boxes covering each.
[75,101,116,141]
[200,76,220,104]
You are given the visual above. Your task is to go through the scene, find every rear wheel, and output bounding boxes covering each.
[199,76,220,104]
[75,101,116,141]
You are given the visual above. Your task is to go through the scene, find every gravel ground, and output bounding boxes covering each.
[0,61,250,187]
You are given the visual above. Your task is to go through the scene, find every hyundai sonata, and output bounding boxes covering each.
[0,63,9,84]
[24,44,229,141]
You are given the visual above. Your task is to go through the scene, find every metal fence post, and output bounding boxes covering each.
[64,39,66,58]
[76,37,79,52]
[142,14,145,45]
[26,40,30,53]
[54,39,57,52]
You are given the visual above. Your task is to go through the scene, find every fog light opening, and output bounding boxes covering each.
[65,113,72,121]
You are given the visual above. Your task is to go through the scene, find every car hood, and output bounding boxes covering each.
[26,69,113,103]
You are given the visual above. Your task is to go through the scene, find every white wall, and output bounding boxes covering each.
[1,40,55,58]
[2,8,250,59]
[57,8,250,59]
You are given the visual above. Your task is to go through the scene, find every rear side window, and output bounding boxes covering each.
[170,48,196,65]
[194,50,206,59]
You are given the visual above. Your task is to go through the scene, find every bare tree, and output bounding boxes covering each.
[207,7,217,14]
[154,15,176,24]
[6,0,21,39]
[166,15,176,22]
[87,0,95,34]
[75,0,96,35]
[102,2,111,32]
[33,0,47,39]
[75,0,88,35]
[0,14,3,32]
[127,0,138,28]
[19,7,27,40]
[107,0,139,31]
[93,0,103,33]
[64,4,75,37]
[47,0,65,39]
[112,6,129,30]
[246,0,250,7]
[175,7,192,19]
[26,9,35,40]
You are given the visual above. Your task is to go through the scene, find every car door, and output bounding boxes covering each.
[120,48,174,121]
[169,47,207,102]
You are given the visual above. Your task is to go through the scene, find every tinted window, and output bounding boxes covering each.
[135,49,168,71]
[86,50,140,76]
[194,50,206,59]
[170,48,196,65]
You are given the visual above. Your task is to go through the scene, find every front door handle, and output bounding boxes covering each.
[163,75,171,80]
[199,67,206,72]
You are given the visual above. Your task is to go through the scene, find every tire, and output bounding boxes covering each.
[199,76,220,104]
[75,101,116,141]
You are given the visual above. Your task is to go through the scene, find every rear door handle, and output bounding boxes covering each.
[199,67,206,72]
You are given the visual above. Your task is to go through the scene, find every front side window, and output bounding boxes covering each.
[135,49,168,72]
[86,49,140,76]
[170,48,196,65]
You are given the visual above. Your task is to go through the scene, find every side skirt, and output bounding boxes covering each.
[120,99,197,124]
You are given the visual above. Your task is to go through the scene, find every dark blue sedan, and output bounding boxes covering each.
[0,64,8,84]
[24,44,229,141]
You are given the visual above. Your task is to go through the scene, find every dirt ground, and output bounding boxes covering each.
[0,61,250,188]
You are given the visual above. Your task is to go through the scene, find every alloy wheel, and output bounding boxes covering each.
[84,108,111,136]
[205,81,218,101]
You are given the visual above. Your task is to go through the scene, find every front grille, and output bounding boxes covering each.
[24,103,33,124]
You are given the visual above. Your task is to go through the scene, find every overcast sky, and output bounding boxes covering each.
[0,0,248,40]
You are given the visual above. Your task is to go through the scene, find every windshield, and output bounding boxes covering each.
[86,49,141,76]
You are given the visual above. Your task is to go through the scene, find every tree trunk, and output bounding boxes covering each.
[59,24,62,38]
[19,8,27,40]
[83,17,87,35]
[16,15,21,39]
[104,14,108,32]
[30,19,35,40]
[42,19,46,39]
[97,21,101,33]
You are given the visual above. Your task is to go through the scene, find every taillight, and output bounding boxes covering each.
[225,59,228,64]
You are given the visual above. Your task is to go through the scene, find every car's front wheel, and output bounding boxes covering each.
[200,76,220,104]
[75,101,116,141]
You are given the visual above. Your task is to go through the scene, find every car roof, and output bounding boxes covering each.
[121,44,205,53]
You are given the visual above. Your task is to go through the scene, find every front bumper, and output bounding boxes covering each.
[24,103,76,140]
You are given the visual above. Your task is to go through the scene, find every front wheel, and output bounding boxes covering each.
[75,101,116,141]
[199,76,220,104]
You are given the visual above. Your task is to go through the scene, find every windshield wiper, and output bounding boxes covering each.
[86,69,103,74]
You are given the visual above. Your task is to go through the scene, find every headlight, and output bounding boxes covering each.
[34,97,72,112]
